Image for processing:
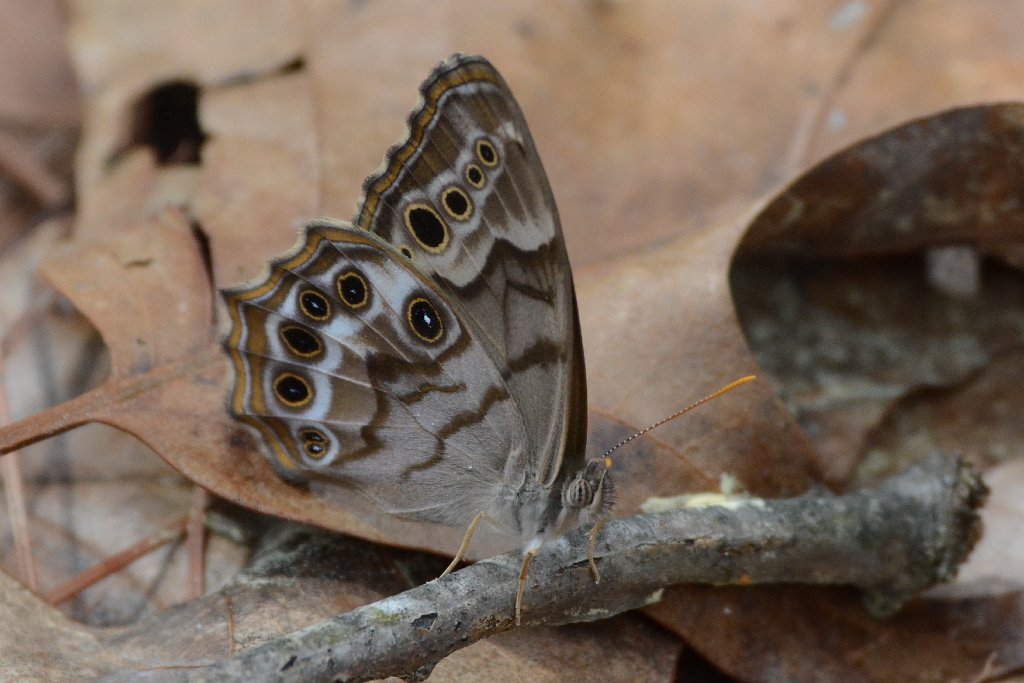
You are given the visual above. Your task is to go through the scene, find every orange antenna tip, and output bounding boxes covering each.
[709,374,756,398]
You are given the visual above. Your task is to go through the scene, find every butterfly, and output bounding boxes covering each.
[222,54,606,620]
[221,54,752,624]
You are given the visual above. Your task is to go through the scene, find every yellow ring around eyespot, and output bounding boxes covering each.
[475,139,499,167]
[273,372,314,408]
[406,297,444,343]
[336,271,369,310]
[278,325,323,359]
[465,163,486,189]
[298,428,329,460]
[440,186,473,221]
[298,288,331,321]
[403,203,450,254]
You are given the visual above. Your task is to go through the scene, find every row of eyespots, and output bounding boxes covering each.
[272,290,447,409]
[297,271,370,323]
[285,291,444,356]
[402,137,500,253]
[292,269,444,345]
[278,271,371,359]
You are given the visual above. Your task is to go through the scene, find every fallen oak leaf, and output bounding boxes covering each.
[40,208,214,372]
[0,210,508,557]
[677,101,1024,683]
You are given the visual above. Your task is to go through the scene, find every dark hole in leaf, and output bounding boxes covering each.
[114,80,207,166]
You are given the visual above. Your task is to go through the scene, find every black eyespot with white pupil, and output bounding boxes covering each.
[476,138,499,167]
[407,297,444,343]
[299,428,329,459]
[274,372,312,407]
[280,325,322,358]
[299,289,330,321]
[337,271,368,309]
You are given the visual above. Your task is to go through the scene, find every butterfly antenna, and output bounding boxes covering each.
[600,375,757,464]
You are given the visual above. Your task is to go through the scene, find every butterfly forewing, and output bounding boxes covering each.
[224,225,528,523]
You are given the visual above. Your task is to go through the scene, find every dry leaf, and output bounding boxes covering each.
[2,1,1024,681]
[673,103,1024,682]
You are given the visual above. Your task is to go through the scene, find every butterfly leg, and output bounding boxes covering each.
[587,520,607,583]
[440,510,488,577]
[515,548,539,627]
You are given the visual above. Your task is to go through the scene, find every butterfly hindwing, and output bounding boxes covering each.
[355,54,587,490]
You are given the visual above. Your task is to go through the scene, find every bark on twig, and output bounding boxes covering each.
[188,453,987,683]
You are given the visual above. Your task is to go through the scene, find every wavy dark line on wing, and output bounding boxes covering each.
[507,338,564,375]
[432,236,560,303]
[403,382,512,477]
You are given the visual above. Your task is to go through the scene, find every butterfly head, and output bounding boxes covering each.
[558,457,614,530]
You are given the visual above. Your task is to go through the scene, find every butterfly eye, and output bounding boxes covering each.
[440,186,473,221]
[299,428,330,459]
[464,163,486,189]
[279,325,323,358]
[404,203,449,253]
[298,289,331,321]
[337,271,369,309]
[274,372,313,407]
[406,297,444,343]
[475,138,499,167]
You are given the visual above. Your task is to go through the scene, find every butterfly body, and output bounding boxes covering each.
[222,55,611,554]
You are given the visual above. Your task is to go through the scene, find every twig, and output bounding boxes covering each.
[0,127,68,207]
[187,486,210,599]
[0,455,36,590]
[782,0,901,175]
[46,516,188,605]
[186,453,986,683]
[224,593,236,657]
[0,358,38,590]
